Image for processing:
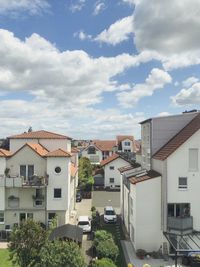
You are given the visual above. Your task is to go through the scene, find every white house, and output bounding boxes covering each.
[121,111,200,254]
[116,135,135,153]
[0,130,77,231]
[101,153,141,189]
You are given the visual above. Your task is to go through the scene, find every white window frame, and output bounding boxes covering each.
[124,141,131,146]
[178,177,187,190]
[189,148,198,171]
[0,212,4,224]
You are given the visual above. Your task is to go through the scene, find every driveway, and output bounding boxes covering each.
[92,190,120,214]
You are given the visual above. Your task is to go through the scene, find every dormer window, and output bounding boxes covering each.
[88,146,96,154]
[124,141,131,146]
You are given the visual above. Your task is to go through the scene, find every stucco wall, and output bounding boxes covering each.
[167,129,200,231]
[104,158,131,188]
[7,146,46,177]
[46,157,70,212]
[135,177,162,251]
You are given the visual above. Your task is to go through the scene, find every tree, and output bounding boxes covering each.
[94,230,113,247]
[92,258,117,267]
[96,239,119,263]
[78,157,93,190]
[37,240,86,267]
[9,220,47,267]
[28,126,32,132]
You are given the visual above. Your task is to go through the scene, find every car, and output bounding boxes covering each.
[76,192,82,202]
[77,216,91,233]
[103,206,117,223]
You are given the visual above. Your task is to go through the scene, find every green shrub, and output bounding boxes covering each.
[91,206,96,212]
[96,240,119,263]
[94,230,113,247]
[92,258,117,267]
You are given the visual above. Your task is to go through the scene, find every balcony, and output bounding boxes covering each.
[0,175,48,187]
[167,216,193,233]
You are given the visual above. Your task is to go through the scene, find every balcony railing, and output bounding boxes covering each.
[0,175,48,187]
[167,216,193,233]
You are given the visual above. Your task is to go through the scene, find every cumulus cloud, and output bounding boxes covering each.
[93,1,106,15]
[0,0,50,15]
[95,15,134,45]
[172,83,200,106]
[157,112,171,117]
[182,76,199,88]
[133,0,200,69]
[0,29,153,138]
[117,68,172,107]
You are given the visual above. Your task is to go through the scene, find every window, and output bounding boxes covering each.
[88,146,96,154]
[189,149,198,171]
[34,189,43,206]
[0,212,4,224]
[179,177,187,189]
[167,203,190,217]
[48,213,56,220]
[20,213,33,222]
[109,178,114,183]
[124,149,131,152]
[124,141,131,146]
[54,188,62,198]
[55,166,61,174]
[20,165,34,180]
[109,166,114,170]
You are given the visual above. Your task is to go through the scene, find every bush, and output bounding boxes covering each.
[94,230,113,247]
[96,240,119,263]
[91,206,96,212]
[92,258,117,267]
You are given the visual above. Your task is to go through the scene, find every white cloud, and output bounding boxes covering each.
[0,0,50,15]
[69,0,86,12]
[172,83,200,106]
[95,15,134,45]
[73,30,92,40]
[133,0,200,70]
[0,29,154,138]
[93,1,105,15]
[182,76,199,88]
[157,112,171,117]
[117,68,172,108]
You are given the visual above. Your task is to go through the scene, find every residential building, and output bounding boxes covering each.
[121,111,200,253]
[0,130,77,231]
[81,135,136,164]
[140,110,198,170]
[100,153,140,189]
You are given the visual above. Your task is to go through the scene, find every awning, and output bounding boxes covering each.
[49,224,83,244]
[164,231,200,254]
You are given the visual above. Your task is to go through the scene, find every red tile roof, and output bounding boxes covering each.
[26,143,49,156]
[71,163,78,177]
[93,140,116,152]
[129,170,161,185]
[71,147,79,153]
[45,149,71,157]
[118,163,141,173]
[116,135,134,143]
[9,130,72,140]
[0,149,11,157]
[100,153,120,166]
[153,112,200,161]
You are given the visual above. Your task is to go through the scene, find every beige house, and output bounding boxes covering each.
[0,130,78,231]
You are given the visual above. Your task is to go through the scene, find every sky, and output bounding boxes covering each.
[0,0,199,140]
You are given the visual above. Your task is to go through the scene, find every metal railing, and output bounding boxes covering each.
[167,216,193,232]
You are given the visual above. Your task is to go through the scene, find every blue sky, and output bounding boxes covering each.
[0,0,199,139]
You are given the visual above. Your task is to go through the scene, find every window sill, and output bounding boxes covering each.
[0,222,5,224]
[178,188,188,191]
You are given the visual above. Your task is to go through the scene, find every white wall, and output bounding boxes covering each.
[10,138,70,153]
[167,129,200,231]
[0,157,6,176]
[81,146,103,163]
[7,146,46,177]
[46,157,71,213]
[104,158,131,188]
[121,139,134,152]
[123,184,130,232]
[0,187,5,210]
[134,177,162,251]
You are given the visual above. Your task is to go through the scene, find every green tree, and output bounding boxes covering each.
[92,258,117,267]
[96,240,119,263]
[94,230,113,247]
[37,240,86,267]
[79,157,93,190]
[9,219,47,267]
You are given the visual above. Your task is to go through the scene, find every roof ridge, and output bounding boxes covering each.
[153,112,200,160]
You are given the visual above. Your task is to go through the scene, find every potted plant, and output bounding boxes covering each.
[136,249,146,259]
